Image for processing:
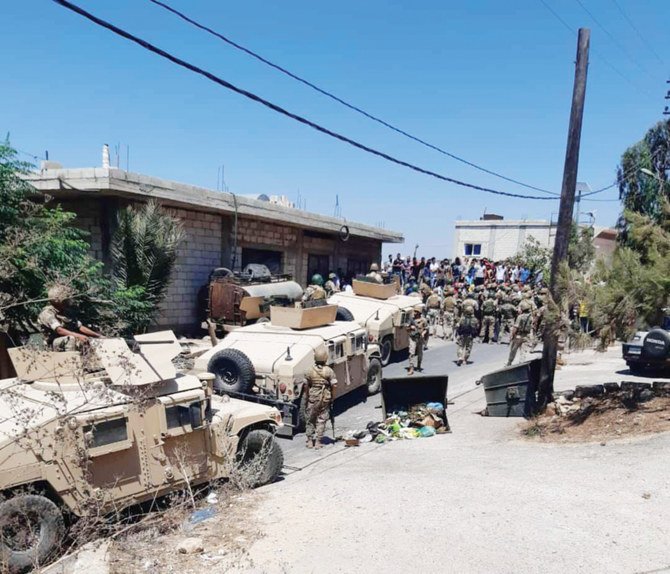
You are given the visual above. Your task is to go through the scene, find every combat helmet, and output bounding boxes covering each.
[311,273,324,286]
[463,305,475,316]
[370,263,380,272]
[314,346,328,364]
[519,300,532,312]
[47,283,74,306]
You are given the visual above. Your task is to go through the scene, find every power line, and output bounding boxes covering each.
[610,0,666,66]
[147,0,559,197]
[51,0,558,201]
[574,0,654,80]
[582,148,663,197]
[538,0,655,99]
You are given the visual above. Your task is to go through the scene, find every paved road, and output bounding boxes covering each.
[280,335,524,469]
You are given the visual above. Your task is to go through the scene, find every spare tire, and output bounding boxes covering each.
[0,494,65,573]
[643,328,670,359]
[335,306,355,322]
[207,348,255,394]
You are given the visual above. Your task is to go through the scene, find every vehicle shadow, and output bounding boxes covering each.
[615,367,669,379]
[332,386,370,417]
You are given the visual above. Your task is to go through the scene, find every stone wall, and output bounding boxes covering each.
[59,198,383,333]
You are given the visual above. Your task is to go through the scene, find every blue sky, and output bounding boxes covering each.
[4,0,669,256]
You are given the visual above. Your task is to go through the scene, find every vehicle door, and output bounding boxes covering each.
[393,309,410,350]
[328,335,352,399]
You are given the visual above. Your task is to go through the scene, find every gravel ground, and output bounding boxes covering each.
[224,341,670,574]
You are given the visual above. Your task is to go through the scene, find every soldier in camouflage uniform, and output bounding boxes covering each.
[302,274,327,305]
[506,299,533,366]
[479,293,497,343]
[441,286,457,340]
[419,281,433,303]
[498,296,517,344]
[38,284,102,351]
[407,305,427,375]
[305,346,337,449]
[324,273,339,297]
[456,306,479,366]
[425,289,441,341]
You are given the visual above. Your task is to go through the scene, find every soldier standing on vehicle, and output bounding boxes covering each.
[366,263,383,284]
[425,289,441,341]
[305,347,337,449]
[441,286,457,340]
[479,293,497,344]
[302,274,327,305]
[407,305,427,375]
[38,284,102,351]
[506,300,533,366]
[456,306,479,366]
[324,273,339,297]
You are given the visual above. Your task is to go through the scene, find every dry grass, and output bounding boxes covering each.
[522,397,670,443]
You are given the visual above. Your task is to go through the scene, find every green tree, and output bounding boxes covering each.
[617,119,670,225]
[508,236,551,278]
[567,223,595,273]
[0,140,102,336]
[110,201,184,333]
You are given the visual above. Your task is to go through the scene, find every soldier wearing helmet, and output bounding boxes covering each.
[38,284,102,351]
[498,296,517,343]
[302,274,326,305]
[425,289,441,342]
[304,346,337,449]
[407,305,427,375]
[366,263,383,284]
[441,286,457,340]
[455,305,479,366]
[324,272,339,297]
[507,299,533,366]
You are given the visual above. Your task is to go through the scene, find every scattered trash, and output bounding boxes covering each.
[187,506,218,527]
[345,438,360,447]
[418,425,436,437]
[206,492,219,505]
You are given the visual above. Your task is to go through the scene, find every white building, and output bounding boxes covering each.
[453,215,556,261]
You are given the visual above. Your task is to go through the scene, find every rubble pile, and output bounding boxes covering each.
[345,403,449,445]
[524,380,670,442]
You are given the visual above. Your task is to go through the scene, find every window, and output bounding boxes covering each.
[464,243,481,256]
[241,248,282,274]
[327,339,345,362]
[83,418,128,448]
[165,405,191,429]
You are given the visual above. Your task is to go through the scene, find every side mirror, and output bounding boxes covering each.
[189,402,203,429]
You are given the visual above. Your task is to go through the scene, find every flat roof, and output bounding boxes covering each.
[26,167,403,244]
[455,219,551,228]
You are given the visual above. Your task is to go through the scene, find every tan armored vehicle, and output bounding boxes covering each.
[0,332,283,573]
[195,305,383,429]
[328,280,418,366]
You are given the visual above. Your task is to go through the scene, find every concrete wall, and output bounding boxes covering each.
[454,222,555,261]
[59,198,382,333]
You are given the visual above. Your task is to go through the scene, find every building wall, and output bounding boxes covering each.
[59,198,382,333]
[454,223,555,261]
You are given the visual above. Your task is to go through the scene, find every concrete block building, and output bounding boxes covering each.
[453,215,556,261]
[27,165,402,333]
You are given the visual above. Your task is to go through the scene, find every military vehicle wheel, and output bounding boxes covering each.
[237,429,284,487]
[294,392,308,432]
[627,362,644,375]
[335,306,355,322]
[0,494,65,573]
[380,336,393,367]
[208,349,256,394]
[366,357,382,395]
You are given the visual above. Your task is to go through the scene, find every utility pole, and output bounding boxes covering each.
[537,28,590,410]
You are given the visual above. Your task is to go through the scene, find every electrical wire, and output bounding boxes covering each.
[147,0,559,197]
[610,0,666,66]
[538,0,656,99]
[574,0,654,80]
[51,0,558,201]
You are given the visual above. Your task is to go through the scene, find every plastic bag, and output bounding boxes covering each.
[418,425,436,437]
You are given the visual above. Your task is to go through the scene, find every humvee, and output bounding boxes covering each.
[0,332,283,573]
[195,305,383,429]
[328,280,419,366]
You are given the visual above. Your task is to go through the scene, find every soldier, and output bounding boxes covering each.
[455,306,479,366]
[498,296,517,344]
[305,346,337,449]
[425,289,441,340]
[506,299,533,366]
[479,293,497,343]
[366,263,383,284]
[441,286,457,340]
[419,280,432,303]
[407,305,427,375]
[38,284,102,351]
[302,274,327,305]
[324,272,339,297]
